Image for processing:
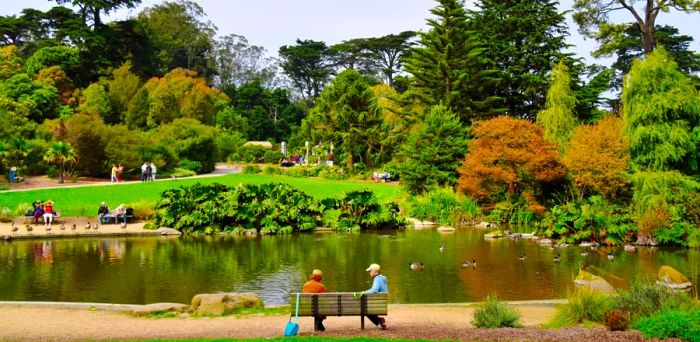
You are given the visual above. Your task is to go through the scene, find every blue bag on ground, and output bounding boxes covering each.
[284,321,299,337]
[284,293,301,336]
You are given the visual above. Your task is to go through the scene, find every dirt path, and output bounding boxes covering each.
[0,303,656,341]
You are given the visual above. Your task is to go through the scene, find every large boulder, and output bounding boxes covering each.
[656,266,692,290]
[574,270,615,294]
[191,292,264,316]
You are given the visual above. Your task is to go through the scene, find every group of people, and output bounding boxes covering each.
[110,164,125,183]
[141,162,156,182]
[30,200,56,226]
[301,263,388,331]
[97,202,128,224]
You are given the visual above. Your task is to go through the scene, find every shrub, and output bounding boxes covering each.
[613,277,693,322]
[171,168,196,178]
[128,200,155,220]
[0,207,12,223]
[604,309,630,331]
[318,166,347,180]
[178,159,201,173]
[471,294,523,328]
[46,165,59,178]
[231,145,268,163]
[262,165,283,175]
[634,309,700,342]
[241,164,262,174]
[285,165,321,178]
[547,288,614,328]
[263,150,284,164]
[404,187,481,226]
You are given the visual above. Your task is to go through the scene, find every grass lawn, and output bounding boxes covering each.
[0,174,406,217]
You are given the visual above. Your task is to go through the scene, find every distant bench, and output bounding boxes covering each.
[290,292,388,331]
[103,208,135,223]
[24,211,61,223]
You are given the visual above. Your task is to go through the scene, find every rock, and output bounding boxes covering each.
[538,238,553,245]
[191,292,264,316]
[484,231,504,238]
[574,270,615,294]
[636,234,658,246]
[475,221,498,229]
[158,228,182,236]
[656,266,692,290]
[406,217,437,228]
[130,303,189,317]
[437,226,455,232]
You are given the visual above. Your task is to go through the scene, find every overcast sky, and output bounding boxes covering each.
[2,0,699,66]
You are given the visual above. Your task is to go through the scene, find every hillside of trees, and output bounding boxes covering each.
[1,0,699,246]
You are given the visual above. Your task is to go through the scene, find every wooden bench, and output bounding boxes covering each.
[290,292,388,331]
[104,208,135,223]
[24,211,61,223]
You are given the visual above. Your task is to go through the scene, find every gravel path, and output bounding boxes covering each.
[0,304,664,341]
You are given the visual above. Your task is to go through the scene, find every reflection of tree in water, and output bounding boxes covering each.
[32,241,53,264]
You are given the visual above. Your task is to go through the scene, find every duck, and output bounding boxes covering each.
[120,222,127,230]
[59,224,66,232]
[624,244,636,252]
[409,262,425,270]
[518,253,527,261]
[439,243,445,253]
[71,224,77,232]
[461,258,477,268]
[580,250,589,257]
[85,222,92,231]
[11,222,19,236]
[25,225,33,235]
[93,222,99,231]
[607,252,615,260]
[45,224,52,234]
[553,254,561,262]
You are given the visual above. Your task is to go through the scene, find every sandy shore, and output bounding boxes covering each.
[0,218,179,239]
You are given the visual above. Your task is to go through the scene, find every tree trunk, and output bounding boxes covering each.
[641,9,656,54]
[59,161,65,184]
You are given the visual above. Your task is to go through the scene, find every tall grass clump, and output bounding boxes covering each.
[613,277,693,322]
[404,187,480,226]
[471,294,522,328]
[547,288,614,328]
[241,164,262,174]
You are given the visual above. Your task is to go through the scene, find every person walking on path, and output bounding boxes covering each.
[357,263,388,330]
[111,164,118,183]
[117,163,124,182]
[9,165,17,183]
[150,163,157,181]
[302,269,328,331]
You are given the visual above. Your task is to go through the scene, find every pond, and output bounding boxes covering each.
[0,227,697,306]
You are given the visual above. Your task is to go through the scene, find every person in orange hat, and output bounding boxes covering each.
[302,269,327,331]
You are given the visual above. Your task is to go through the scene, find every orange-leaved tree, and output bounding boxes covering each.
[457,116,565,213]
[562,116,630,201]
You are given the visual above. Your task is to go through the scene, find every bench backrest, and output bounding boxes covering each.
[290,292,387,316]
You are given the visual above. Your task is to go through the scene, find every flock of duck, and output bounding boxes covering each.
[408,240,628,271]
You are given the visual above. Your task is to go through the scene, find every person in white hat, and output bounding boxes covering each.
[356,263,389,330]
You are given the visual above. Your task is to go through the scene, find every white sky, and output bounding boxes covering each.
[2,0,699,66]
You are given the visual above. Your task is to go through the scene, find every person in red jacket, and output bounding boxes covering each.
[302,269,327,331]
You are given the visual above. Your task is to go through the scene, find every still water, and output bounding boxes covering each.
[0,228,697,305]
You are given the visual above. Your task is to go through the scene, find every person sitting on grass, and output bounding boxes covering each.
[98,202,111,224]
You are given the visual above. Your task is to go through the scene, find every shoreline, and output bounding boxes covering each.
[0,219,180,239]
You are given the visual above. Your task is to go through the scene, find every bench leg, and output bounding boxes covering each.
[361,315,365,330]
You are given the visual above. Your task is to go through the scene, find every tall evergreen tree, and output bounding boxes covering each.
[404,0,502,123]
[469,0,571,119]
[537,61,577,151]
[399,104,468,194]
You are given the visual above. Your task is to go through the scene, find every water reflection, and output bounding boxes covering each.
[0,228,697,305]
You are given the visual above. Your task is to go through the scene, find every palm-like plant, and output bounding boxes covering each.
[43,141,77,183]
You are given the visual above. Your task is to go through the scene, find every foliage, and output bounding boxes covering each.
[231,145,268,163]
[623,47,700,173]
[43,141,77,184]
[103,61,141,123]
[547,288,614,328]
[536,61,577,151]
[563,116,630,201]
[469,0,572,119]
[573,0,700,55]
[150,118,218,173]
[301,69,384,169]
[457,116,566,211]
[322,189,403,231]
[241,164,262,174]
[634,309,700,342]
[278,39,333,104]
[25,46,80,78]
[213,34,278,89]
[404,0,501,122]
[613,277,694,322]
[539,195,634,245]
[78,82,111,119]
[153,182,322,234]
[403,187,480,226]
[471,294,523,328]
[604,309,630,331]
[398,104,468,194]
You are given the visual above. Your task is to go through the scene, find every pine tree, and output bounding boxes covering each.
[469,0,571,119]
[404,0,502,123]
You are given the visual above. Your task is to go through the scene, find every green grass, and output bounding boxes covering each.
[0,174,406,217]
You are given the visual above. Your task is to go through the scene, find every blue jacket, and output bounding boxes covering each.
[365,273,388,293]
